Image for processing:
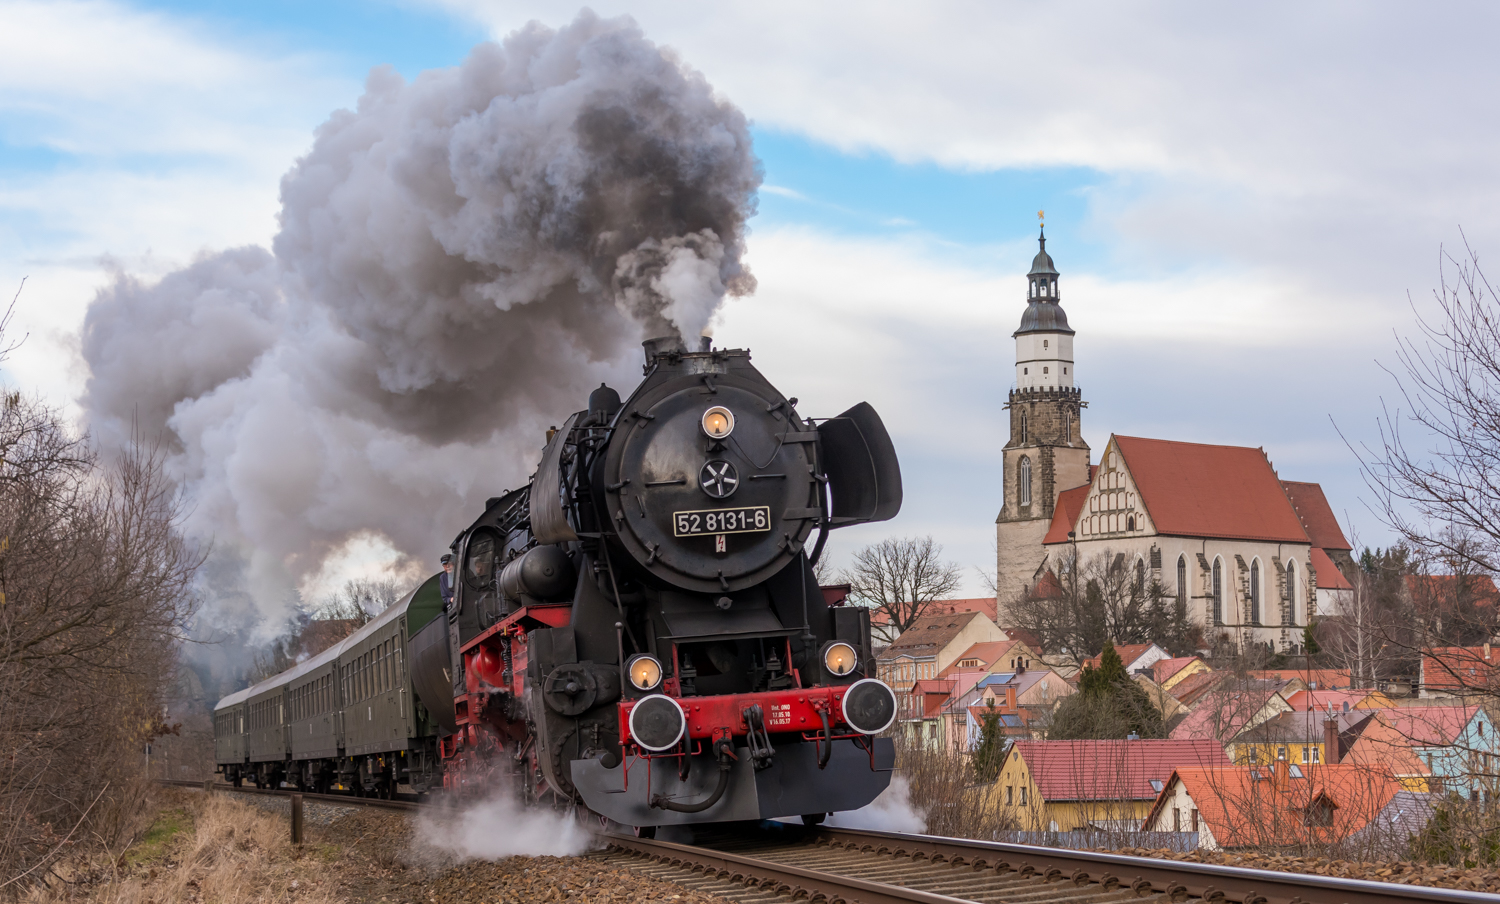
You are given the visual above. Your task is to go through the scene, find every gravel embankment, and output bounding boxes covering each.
[1114,847,1500,895]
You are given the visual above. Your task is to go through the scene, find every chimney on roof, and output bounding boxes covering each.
[1324,716,1340,765]
[1487,642,1492,661]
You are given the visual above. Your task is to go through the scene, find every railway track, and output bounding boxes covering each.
[600,824,1496,904]
[155,778,420,811]
[158,781,1494,904]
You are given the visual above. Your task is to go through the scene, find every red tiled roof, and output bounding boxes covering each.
[1114,436,1311,543]
[1081,644,1158,671]
[868,596,997,627]
[1010,739,1228,802]
[1042,483,1092,545]
[941,640,1032,676]
[1147,763,1399,846]
[1406,575,1500,608]
[877,610,991,658]
[1281,481,1352,552]
[1151,656,1202,685]
[1167,670,1228,706]
[1422,645,1499,692]
[1311,547,1353,590]
[1284,689,1389,712]
[1001,625,1042,649]
[1381,706,1479,746]
[1247,669,1351,690]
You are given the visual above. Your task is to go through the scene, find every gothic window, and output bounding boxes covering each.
[1212,558,1223,625]
[1135,559,1145,592]
[1127,515,1136,531]
[1019,456,1032,506]
[1177,555,1188,607]
[1286,561,1297,624]
[1020,414,1028,444]
[1063,412,1071,443]
[1250,560,1262,625]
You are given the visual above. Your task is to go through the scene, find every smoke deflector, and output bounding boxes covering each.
[817,402,902,526]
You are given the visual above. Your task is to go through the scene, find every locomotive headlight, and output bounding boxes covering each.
[821,641,859,677]
[627,654,663,691]
[701,406,735,439]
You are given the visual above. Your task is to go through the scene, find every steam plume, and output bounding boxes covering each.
[79,12,759,626]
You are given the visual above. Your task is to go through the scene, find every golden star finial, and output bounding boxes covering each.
[1038,209,1045,224]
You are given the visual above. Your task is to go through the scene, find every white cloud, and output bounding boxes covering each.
[0,0,357,411]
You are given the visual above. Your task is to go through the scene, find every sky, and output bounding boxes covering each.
[3,0,1493,600]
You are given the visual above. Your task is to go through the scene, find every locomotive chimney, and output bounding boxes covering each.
[642,335,688,366]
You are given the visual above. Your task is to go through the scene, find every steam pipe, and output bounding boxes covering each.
[649,741,735,813]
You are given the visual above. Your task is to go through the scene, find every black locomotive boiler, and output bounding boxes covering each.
[216,337,903,828]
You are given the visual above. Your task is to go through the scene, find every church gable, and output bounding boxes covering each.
[1067,437,1157,543]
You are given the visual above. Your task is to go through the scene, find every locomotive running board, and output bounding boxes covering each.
[572,737,894,827]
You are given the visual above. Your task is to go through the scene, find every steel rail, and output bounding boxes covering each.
[155,778,420,811]
[605,832,977,904]
[814,826,1496,904]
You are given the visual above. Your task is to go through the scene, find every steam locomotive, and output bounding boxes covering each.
[213,338,902,829]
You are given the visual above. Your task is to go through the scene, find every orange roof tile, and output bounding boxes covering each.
[1422,645,1499,692]
[1114,436,1311,543]
[1151,656,1202,685]
[1011,739,1228,802]
[1247,669,1352,690]
[1284,689,1390,712]
[1042,483,1092,545]
[1311,547,1353,590]
[1147,763,1399,847]
[1081,644,1159,671]
[1281,481,1352,552]
[1380,706,1480,746]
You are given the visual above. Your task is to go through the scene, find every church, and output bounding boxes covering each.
[994,230,1355,654]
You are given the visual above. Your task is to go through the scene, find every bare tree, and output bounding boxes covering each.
[317,576,400,622]
[1003,546,1201,665]
[842,535,963,644]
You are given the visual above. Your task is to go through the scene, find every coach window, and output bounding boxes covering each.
[1212,558,1224,625]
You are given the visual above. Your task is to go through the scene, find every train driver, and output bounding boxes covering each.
[439,554,454,609]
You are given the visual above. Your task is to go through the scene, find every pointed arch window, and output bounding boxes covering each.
[1212,558,1223,625]
[1020,413,1028,445]
[1019,456,1033,507]
[1250,560,1262,625]
[1135,559,1146,593]
[1176,555,1188,608]
[1287,561,1298,625]
[1063,412,1071,443]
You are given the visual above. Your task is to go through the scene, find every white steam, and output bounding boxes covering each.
[415,790,592,860]
[823,775,927,833]
[77,12,759,630]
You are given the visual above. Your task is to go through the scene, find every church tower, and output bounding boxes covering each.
[995,227,1090,598]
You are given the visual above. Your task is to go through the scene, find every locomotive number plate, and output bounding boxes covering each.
[673,506,771,537]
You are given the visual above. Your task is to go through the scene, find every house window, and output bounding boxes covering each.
[1177,556,1187,607]
[1277,746,1288,761]
[1191,809,1199,832]
[1212,559,1224,625]
[1305,799,1334,827]
[1173,808,1181,832]
[1311,747,1321,764]
[1286,561,1298,624]
[1302,747,1310,763]
[1019,456,1032,506]
[1043,366,1049,374]
[1043,339,1049,349]
[1250,560,1262,625]
[1019,787,1028,805]
[1006,786,1014,805]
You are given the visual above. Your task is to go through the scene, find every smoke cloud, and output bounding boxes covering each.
[78,12,759,626]
[824,776,927,833]
[414,789,593,860]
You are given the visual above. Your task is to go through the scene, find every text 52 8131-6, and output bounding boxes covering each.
[672,506,771,537]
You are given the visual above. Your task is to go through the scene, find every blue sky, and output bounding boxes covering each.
[5,1,1496,605]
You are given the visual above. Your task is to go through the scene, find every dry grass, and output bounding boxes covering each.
[24,790,343,904]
